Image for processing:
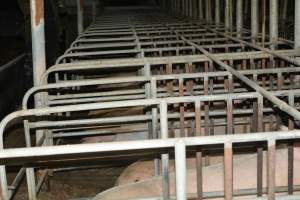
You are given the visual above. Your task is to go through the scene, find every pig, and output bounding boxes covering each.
[115,156,225,186]
[82,107,146,143]
[93,147,300,200]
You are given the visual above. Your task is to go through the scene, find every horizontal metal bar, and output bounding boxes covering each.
[0,130,299,165]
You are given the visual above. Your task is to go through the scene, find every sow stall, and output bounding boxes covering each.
[1,0,300,199]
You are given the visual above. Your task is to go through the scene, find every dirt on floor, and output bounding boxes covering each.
[10,167,124,200]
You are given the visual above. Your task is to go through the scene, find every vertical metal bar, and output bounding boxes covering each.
[30,0,46,87]
[195,0,198,19]
[161,153,170,200]
[257,95,264,197]
[144,64,152,140]
[257,94,264,132]
[151,78,160,176]
[151,78,158,139]
[224,142,233,200]
[166,64,173,95]
[0,165,9,200]
[195,101,202,137]
[288,141,294,195]
[267,139,276,200]
[186,0,189,17]
[225,0,230,31]
[160,101,170,200]
[195,100,203,199]
[228,74,234,93]
[262,0,266,47]
[282,0,288,22]
[251,0,259,43]
[227,98,233,134]
[29,1,46,197]
[209,62,214,140]
[277,72,283,89]
[185,0,189,17]
[181,0,185,15]
[77,0,84,35]
[24,121,37,200]
[229,0,233,31]
[269,0,278,50]
[175,140,187,200]
[288,93,294,194]
[179,78,185,137]
[192,0,196,19]
[295,0,300,51]
[205,0,211,23]
[236,0,243,38]
[92,0,97,21]
[190,0,193,17]
[204,76,209,136]
[215,0,220,26]
[182,0,186,16]
[26,168,37,200]
[198,0,203,20]
[288,93,295,130]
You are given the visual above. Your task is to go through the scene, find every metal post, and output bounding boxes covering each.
[224,142,233,200]
[225,0,230,31]
[183,0,189,17]
[182,0,185,15]
[175,140,187,200]
[160,101,170,200]
[205,0,211,23]
[198,0,203,20]
[267,139,276,200]
[295,0,300,51]
[181,0,184,16]
[27,0,47,199]
[215,0,220,26]
[269,0,278,50]
[229,0,233,31]
[92,0,97,22]
[282,0,288,22]
[0,165,8,200]
[30,0,46,148]
[193,0,197,19]
[189,0,193,17]
[173,0,175,14]
[236,0,243,37]
[151,78,160,176]
[30,0,46,89]
[295,0,300,90]
[77,0,84,35]
[251,0,258,43]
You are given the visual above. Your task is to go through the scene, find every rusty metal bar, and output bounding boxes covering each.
[195,100,203,199]
[267,139,276,200]
[224,142,233,200]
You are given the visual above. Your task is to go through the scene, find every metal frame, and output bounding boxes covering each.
[2,1,300,200]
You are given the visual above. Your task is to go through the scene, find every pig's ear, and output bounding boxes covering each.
[294,143,300,160]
